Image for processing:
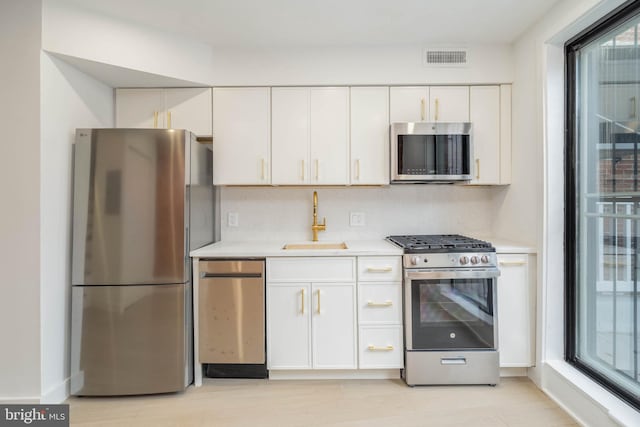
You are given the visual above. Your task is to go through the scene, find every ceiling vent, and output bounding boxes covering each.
[423,48,469,67]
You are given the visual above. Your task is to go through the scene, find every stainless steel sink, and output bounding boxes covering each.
[282,242,348,250]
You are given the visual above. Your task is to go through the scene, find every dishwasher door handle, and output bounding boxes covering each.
[201,272,263,279]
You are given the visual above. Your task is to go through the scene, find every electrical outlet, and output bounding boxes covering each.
[227,212,239,227]
[350,212,365,227]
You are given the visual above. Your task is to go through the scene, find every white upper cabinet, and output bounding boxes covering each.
[389,86,428,122]
[310,88,350,185]
[468,85,511,185]
[428,86,469,122]
[390,86,469,123]
[350,87,390,185]
[116,89,164,129]
[272,87,349,185]
[116,88,212,136]
[164,88,212,136]
[212,87,271,185]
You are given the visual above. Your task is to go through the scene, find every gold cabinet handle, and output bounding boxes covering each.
[301,288,305,314]
[475,159,480,180]
[367,345,394,351]
[153,111,158,128]
[315,159,319,181]
[420,98,425,121]
[367,300,393,307]
[355,159,360,181]
[499,260,526,266]
[631,97,637,118]
[261,158,266,181]
[316,289,321,314]
[366,266,392,272]
[301,160,305,182]
[435,98,440,121]
[167,111,172,129]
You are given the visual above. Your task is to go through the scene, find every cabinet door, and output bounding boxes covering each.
[312,283,357,369]
[272,88,310,185]
[267,284,312,369]
[310,87,350,185]
[212,88,271,185]
[350,87,389,185]
[164,88,212,136]
[115,89,165,129]
[497,254,534,367]
[429,86,469,122]
[469,86,501,184]
[389,86,428,122]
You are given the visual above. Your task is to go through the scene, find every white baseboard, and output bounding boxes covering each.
[500,367,528,377]
[269,369,401,380]
[40,378,70,404]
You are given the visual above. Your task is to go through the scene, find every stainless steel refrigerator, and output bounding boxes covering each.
[70,128,216,396]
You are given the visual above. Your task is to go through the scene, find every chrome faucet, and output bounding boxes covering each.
[311,191,326,241]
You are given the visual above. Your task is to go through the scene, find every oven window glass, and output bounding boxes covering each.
[411,278,495,350]
[398,134,470,176]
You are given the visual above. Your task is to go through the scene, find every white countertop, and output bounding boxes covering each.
[190,239,404,258]
[471,235,537,254]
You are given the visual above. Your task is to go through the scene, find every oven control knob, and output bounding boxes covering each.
[470,256,479,265]
[410,256,421,266]
[459,256,469,265]
[481,255,490,264]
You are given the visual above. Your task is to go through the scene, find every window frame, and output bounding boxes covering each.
[565,0,640,411]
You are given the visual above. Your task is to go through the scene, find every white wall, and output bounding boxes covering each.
[509,0,640,425]
[0,0,42,402]
[209,44,513,86]
[221,186,500,241]
[40,54,114,403]
[41,0,214,86]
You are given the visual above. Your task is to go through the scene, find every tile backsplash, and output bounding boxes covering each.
[220,185,500,241]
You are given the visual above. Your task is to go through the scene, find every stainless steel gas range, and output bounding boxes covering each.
[386,235,500,386]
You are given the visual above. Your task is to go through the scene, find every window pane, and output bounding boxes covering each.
[575,11,640,399]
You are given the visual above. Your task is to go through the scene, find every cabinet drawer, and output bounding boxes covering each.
[267,257,356,282]
[358,325,404,369]
[357,256,402,282]
[358,284,402,323]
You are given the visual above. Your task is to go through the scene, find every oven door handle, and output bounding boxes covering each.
[405,268,500,280]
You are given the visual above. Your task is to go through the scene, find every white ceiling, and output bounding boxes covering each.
[63,0,562,48]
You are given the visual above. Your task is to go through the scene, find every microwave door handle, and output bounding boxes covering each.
[405,268,501,281]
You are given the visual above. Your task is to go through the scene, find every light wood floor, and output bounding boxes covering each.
[67,377,577,426]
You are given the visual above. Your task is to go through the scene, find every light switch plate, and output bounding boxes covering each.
[350,212,365,227]
[228,212,239,227]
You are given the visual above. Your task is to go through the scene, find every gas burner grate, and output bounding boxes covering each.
[386,234,494,253]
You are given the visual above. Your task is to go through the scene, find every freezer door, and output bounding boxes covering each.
[70,283,191,396]
[72,129,188,285]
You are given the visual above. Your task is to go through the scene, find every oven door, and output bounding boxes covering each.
[404,268,499,351]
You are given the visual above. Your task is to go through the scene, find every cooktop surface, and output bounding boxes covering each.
[386,234,494,253]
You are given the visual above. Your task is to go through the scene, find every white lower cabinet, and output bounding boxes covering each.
[267,284,312,369]
[358,325,403,369]
[266,258,357,370]
[497,253,536,367]
[356,256,404,369]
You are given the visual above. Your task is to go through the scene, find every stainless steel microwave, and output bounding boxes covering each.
[390,122,472,183]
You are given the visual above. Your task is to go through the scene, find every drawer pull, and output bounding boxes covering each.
[367,300,393,307]
[499,260,526,266]
[366,266,393,273]
[368,345,394,352]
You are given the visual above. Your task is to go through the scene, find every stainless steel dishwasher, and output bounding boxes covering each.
[199,259,267,378]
